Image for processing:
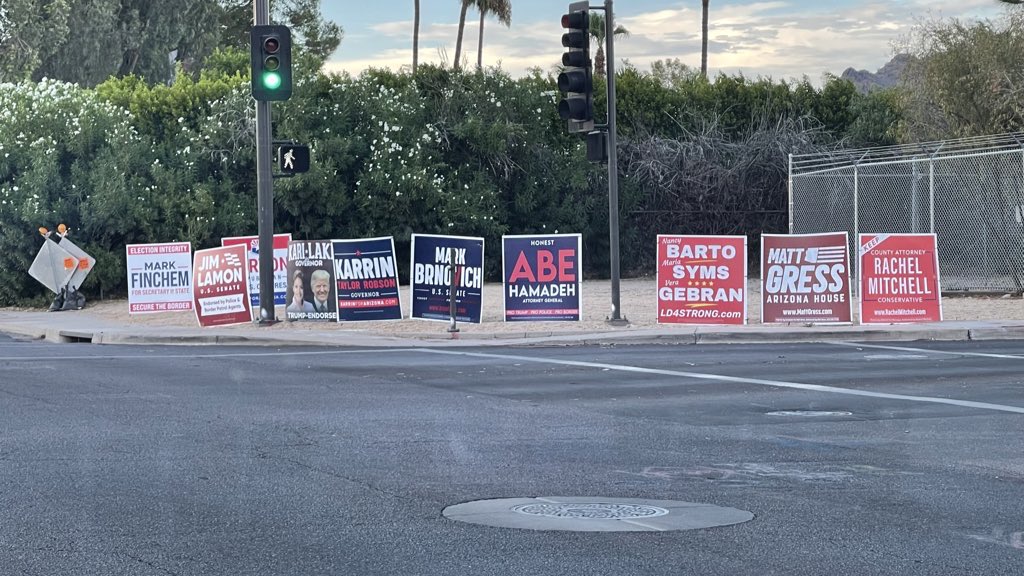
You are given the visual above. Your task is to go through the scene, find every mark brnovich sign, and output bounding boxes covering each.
[410,234,484,323]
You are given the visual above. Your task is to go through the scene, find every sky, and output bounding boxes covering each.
[321,0,1012,83]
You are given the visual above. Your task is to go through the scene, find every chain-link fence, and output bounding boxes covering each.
[790,133,1024,293]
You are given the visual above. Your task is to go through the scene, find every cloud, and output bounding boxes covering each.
[326,0,1008,83]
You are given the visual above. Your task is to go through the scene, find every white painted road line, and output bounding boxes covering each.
[832,341,1024,360]
[417,349,1024,415]
[0,349,389,362]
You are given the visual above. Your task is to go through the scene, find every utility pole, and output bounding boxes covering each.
[254,0,275,324]
[603,0,625,325]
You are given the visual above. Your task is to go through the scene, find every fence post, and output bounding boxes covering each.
[788,153,794,234]
[853,164,860,290]
[912,159,920,233]
[929,158,935,233]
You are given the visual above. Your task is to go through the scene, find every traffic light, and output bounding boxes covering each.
[558,2,592,133]
[251,25,292,101]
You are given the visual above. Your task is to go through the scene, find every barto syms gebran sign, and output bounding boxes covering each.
[502,234,581,322]
[332,236,402,321]
[656,235,746,325]
[410,234,484,323]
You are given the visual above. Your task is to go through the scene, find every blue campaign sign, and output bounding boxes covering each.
[502,234,582,322]
[410,234,485,323]
[332,237,403,322]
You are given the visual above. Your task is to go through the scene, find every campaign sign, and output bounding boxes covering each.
[332,237,402,321]
[286,240,337,321]
[761,232,852,324]
[221,233,291,307]
[657,235,746,325]
[859,233,942,324]
[411,234,484,323]
[126,242,193,314]
[502,234,581,322]
[192,244,252,327]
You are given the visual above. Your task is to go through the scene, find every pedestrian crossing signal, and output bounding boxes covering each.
[277,145,310,174]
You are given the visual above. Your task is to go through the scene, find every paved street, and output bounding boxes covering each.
[1,335,1022,575]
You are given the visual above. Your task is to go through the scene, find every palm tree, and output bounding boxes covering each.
[413,0,420,73]
[701,0,709,78]
[588,12,629,77]
[453,0,472,70]
[476,0,511,70]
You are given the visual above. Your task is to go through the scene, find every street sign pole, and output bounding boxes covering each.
[254,0,276,324]
[604,0,625,325]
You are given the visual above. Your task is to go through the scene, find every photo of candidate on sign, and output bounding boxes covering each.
[286,240,337,321]
[410,234,484,323]
[332,237,403,322]
[502,234,581,322]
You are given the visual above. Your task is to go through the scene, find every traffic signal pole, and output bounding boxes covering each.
[603,0,625,324]
[254,0,276,324]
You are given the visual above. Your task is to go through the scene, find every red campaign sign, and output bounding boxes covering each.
[656,235,746,325]
[859,234,942,324]
[192,244,252,327]
[761,233,852,324]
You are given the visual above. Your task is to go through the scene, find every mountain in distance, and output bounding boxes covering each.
[840,54,911,93]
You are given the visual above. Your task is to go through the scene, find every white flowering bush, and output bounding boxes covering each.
[0,79,149,302]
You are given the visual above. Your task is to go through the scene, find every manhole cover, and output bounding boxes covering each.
[767,410,853,417]
[443,497,754,532]
[511,502,669,520]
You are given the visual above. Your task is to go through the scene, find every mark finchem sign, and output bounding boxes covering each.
[192,244,252,327]
[126,242,193,314]
[657,235,746,325]
[333,236,402,321]
[859,233,942,324]
[502,234,581,322]
[411,234,484,323]
[761,232,852,324]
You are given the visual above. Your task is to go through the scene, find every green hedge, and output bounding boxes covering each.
[0,57,893,305]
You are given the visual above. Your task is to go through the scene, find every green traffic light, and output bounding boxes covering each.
[262,71,282,90]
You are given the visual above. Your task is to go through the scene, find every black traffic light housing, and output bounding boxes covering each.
[251,25,292,101]
[558,2,593,133]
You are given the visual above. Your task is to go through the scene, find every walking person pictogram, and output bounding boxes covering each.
[283,148,295,170]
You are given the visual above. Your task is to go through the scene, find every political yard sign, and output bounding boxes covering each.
[502,234,581,322]
[126,242,193,314]
[221,233,291,307]
[859,233,942,324]
[411,234,484,323]
[657,235,746,325]
[332,237,402,321]
[286,240,337,322]
[761,233,852,324]
[192,244,252,327]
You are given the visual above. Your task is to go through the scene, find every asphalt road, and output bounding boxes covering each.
[1,334,1022,575]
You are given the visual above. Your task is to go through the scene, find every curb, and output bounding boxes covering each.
[5,319,1023,348]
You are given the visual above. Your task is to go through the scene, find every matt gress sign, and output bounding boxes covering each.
[761,233,852,324]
